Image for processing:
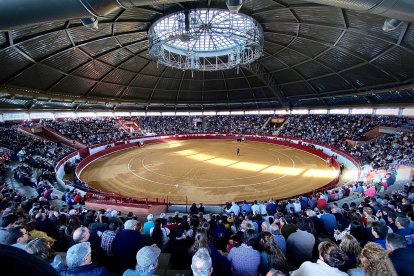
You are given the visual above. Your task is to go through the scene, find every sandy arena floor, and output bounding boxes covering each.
[79,140,338,204]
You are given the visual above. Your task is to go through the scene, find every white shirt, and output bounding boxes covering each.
[291,259,348,276]
[227,203,240,216]
[251,204,260,215]
[149,227,170,247]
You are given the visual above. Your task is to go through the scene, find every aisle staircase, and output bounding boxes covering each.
[19,125,85,149]
[117,119,140,134]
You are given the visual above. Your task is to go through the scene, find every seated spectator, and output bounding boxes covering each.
[349,242,396,276]
[123,245,161,276]
[386,233,414,276]
[149,218,170,251]
[169,225,191,270]
[227,229,260,276]
[101,222,120,256]
[371,221,388,249]
[270,223,286,253]
[395,216,414,246]
[0,243,58,276]
[143,214,154,236]
[0,214,19,244]
[191,248,213,276]
[286,218,315,268]
[258,231,289,275]
[112,220,144,273]
[338,234,361,272]
[26,238,64,271]
[60,242,110,275]
[291,241,347,276]
[4,226,29,250]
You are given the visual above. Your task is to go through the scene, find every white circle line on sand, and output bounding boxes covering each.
[136,144,285,181]
[126,142,299,189]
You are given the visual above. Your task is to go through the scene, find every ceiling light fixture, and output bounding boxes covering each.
[148,8,263,71]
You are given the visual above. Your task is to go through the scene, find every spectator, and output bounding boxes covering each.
[112,220,144,273]
[191,248,213,276]
[101,222,120,256]
[149,218,170,251]
[286,218,315,268]
[5,226,29,250]
[123,245,161,276]
[169,225,191,270]
[258,231,289,275]
[26,237,64,271]
[386,233,414,276]
[143,214,154,236]
[291,241,347,276]
[227,229,260,276]
[60,242,110,275]
[371,221,388,249]
[348,242,396,276]
[338,234,361,272]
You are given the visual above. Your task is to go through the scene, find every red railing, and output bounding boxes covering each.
[85,192,168,207]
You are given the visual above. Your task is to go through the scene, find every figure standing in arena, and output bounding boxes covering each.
[236,148,240,156]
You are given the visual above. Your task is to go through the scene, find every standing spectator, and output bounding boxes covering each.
[395,216,414,246]
[198,203,205,214]
[190,203,199,215]
[319,208,338,235]
[371,221,388,249]
[270,223,286,254]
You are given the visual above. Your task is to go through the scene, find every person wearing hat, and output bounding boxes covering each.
[123,245,161,276]
[60,242,110,275]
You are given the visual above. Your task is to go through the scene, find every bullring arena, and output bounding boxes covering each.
[79,139,339,203]
[1,1,414,275]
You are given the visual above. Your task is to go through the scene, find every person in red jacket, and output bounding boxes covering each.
[73,192,82,204]
[316,195,327,210]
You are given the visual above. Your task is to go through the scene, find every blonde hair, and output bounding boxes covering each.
[360,242,397,276]
[339,234,361,256]
[365,215,378,228]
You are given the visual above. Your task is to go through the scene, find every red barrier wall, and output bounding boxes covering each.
[55,133,362,206]
[70,135,341,205]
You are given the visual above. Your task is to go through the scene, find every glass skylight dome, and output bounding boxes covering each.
[148,8,263,71]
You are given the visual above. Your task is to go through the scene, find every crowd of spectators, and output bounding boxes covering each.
[1,115,414,275]
[43,118,133,146]
[137,116,192,135]
[278,115,414,149]
[348,132,414,167]
[1,176,414,275]
[205,115,269,134]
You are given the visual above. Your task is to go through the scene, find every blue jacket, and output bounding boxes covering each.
[59,264,111,276]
